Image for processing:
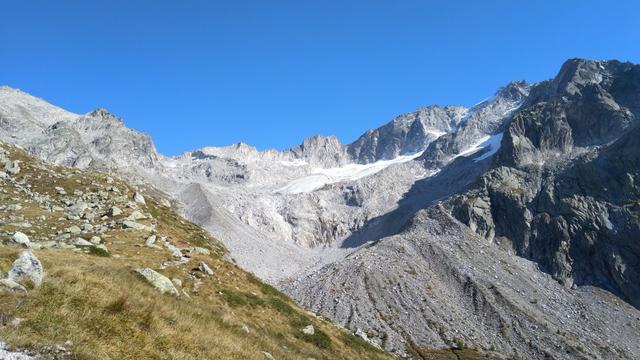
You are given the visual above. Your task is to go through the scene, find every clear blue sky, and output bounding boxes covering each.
[2,1,639,155]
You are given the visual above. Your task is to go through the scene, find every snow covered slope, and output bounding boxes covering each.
[275,151,425,194]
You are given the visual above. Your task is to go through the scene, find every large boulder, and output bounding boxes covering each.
[4,160,20,175]
[8,251,44,288]
[107,206,122,217]
[133,192,146,205]
[9,232,30,246]
[135,268,179,296]
[122,221,152,232]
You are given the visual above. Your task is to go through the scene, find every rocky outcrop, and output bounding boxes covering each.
[447,59,640,309]
[420,81,530,168]
[347,105,465,163]
[287,134,350,167]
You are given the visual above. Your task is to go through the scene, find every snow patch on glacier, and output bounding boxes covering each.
[275,152,424,194]
[453,132,503,161]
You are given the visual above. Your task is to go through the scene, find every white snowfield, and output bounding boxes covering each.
[453,132,504,161]
[275,151,424,194]
[473,133,504,161]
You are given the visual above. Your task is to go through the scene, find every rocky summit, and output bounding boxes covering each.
[0,58,639,359]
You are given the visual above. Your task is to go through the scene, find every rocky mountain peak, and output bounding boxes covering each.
[86,107,123,123]
[288,134,349,167]
[347,105,465,164]
[494,80,529,102]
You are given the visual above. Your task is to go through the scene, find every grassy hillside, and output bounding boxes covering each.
[0,143,389,360]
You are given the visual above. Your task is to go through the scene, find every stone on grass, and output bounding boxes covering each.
[66,202,88,216]
[8,251,44,288]
[0,278,27,292]
[107,206,122,217]
[71,238,94,247]
[66,225,81,235]
[4,160,20,175]
[127,210,146,221]
[133,192,146,205]
[122,221,151,232]
[10,232,30,246]
[7,204,22,211]
[144,235,157,246]
[301,325,315,335]
[135,267,179,296]
[197,261,214,276]
[95,244,109,253]
[190,247,211,255]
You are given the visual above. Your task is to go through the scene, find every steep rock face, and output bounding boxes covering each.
[0,88,162,172]
[0,86,77,141]
[421,81,529,168]
[448,59,640,308]
[69,108,161,169]
[287,135,350,167]
[347,105,465,163]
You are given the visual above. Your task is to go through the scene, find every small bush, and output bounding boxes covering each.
[260,283,284,298]
[88,246,110,257]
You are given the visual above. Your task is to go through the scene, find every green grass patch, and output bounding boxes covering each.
[339,332,384,354]
[221,289,264,308]
[268,297,295,315]
[295,328,332,349]
[88,246,110,257]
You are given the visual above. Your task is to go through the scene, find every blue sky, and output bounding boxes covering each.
[2,1,639,155]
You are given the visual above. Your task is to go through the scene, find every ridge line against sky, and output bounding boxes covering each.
[2,1,639,155]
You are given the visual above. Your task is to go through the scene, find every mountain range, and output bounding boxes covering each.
[1,58,639,359]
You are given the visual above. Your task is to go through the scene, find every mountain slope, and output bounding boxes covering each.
[285,59,640,359]
[0,142,388,360]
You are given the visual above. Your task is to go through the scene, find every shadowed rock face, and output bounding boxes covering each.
[447,59,640,308]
